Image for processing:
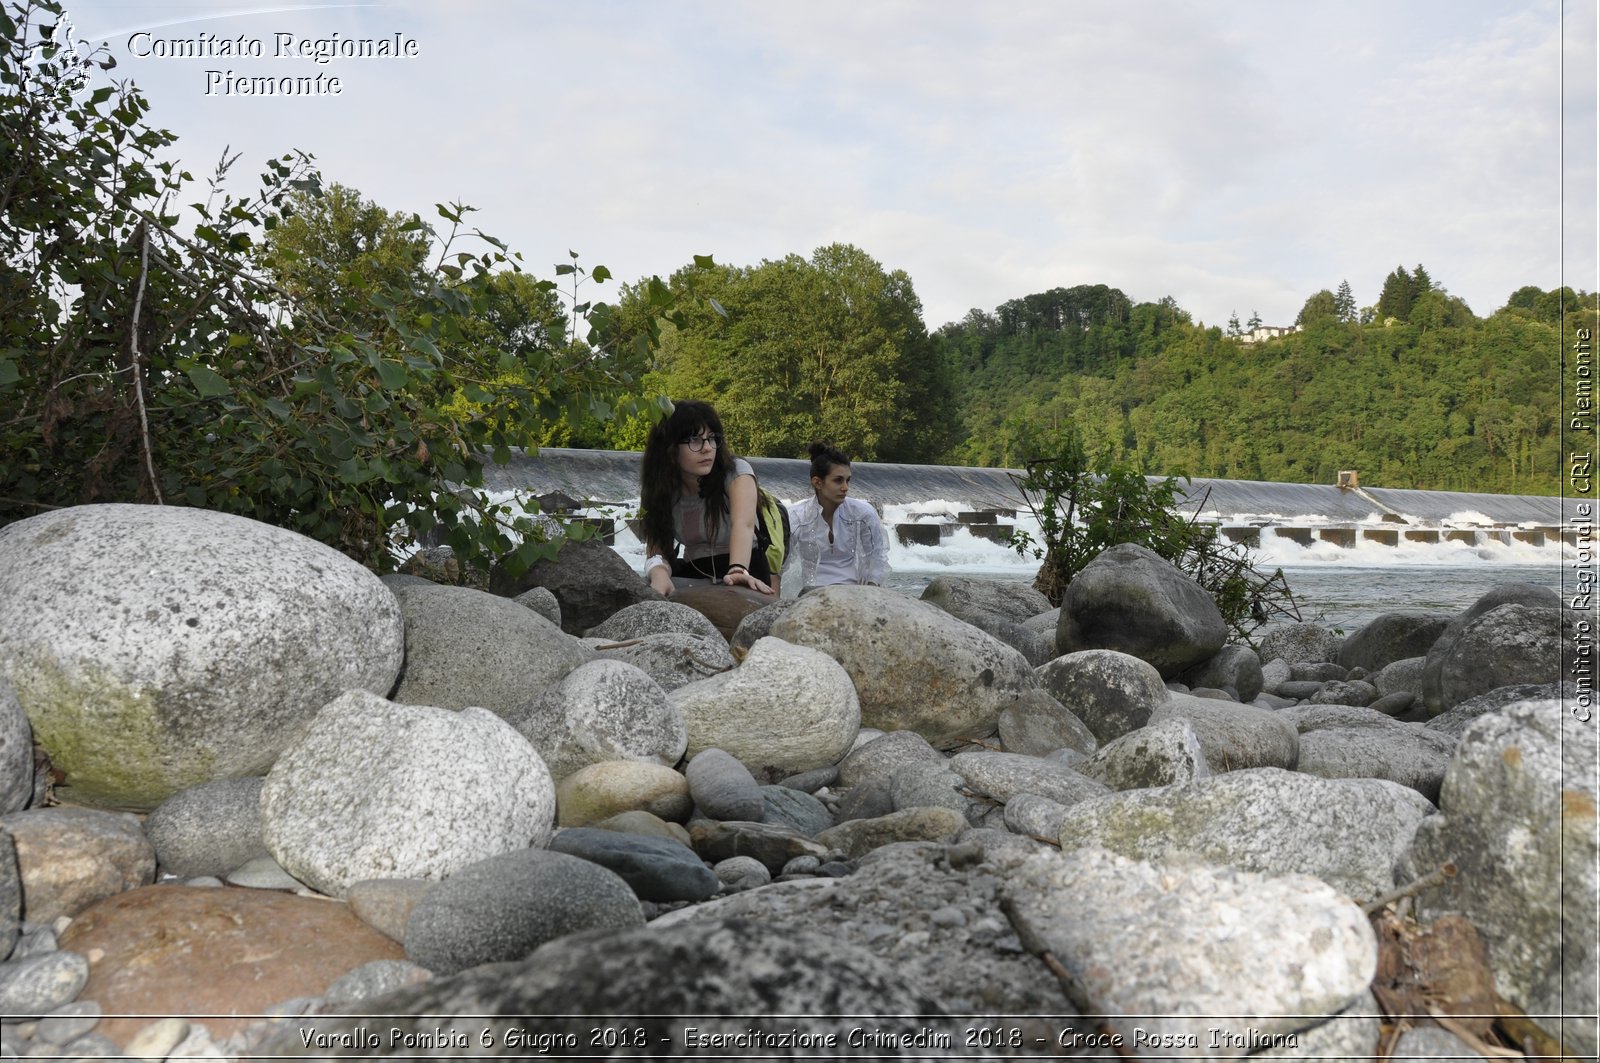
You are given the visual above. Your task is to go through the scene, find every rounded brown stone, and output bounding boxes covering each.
[58,885,404,1045]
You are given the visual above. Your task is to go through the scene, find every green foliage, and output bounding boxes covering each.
[0,2,680,574]
[1007,427,1299,641]
[1297,289,1339,327]
[610,244,962,462]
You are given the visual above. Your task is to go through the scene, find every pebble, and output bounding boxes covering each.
[712,856,771,892]
[33,1000,101,1044]
[224,855,310,891]
[123,1016,189,1060]
[0,950,88,1017]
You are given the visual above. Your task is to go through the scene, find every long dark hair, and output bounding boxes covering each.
[808,441,851,488]
[640,400,739,555]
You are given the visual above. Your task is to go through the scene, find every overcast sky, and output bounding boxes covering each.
[57,1,1599,332]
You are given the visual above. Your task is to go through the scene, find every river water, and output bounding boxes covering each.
[557,495,1569,636]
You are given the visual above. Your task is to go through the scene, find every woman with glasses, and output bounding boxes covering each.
[788,442,889,593]
[638,399,776,597]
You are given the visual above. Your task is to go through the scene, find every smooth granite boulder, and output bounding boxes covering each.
[143,777,267,878]
[389,584,591,719]
[1056,543,1227,678]
[1419,583,1562,716]
[261,691,555,897]
[1337,610,1452,674]
[489,535,661,635]
[920,575,1052,625]
[0,504,404,809]
[584,600,724,643]
[1079,718,1212,791]
[1179,644,1264,702]
[1402,699,1597,1058]
[771,586,1040,747]
[1258,623,1343,666]
[0,677,30,815]
[1149,691,1298,772]
[507,659,685,782]
[588,632,735,693]
[1037,649,1170,745]
[672,637,859,779]
[1422,604,1566,716]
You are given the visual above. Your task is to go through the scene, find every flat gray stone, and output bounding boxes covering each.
[1079,718,1211,791]
[1150,692,1297,772]
[548,827,718,902]
[949,751,1109,807]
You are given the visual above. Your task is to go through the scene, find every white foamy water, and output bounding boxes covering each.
[476,490,1569,633]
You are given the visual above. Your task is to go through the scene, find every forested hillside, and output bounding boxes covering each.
[934,279,1592,495]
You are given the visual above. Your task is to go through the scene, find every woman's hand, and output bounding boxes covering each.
[722,569,774,596]
[648,568,675,597]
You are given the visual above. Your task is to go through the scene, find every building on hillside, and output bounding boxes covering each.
[1240,324,1300,344]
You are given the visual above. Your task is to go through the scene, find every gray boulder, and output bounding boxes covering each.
[888,761,976,820]
[759,785,834,836]
[1374,656,1427,698]
[1424,681,1576,740]
[684,748,765,822]
[920,575,1051,624]
[837,730,945,787]
[1258,623,1342,665]
[547,827,718,902]
[1293,726,1453,802]
[1150,691,1298,772]
[1402,699,1597,1058]
[512,586,561,628]
[0,504,404,810]
[1338,610,1452,673]
[489,535,660,635]
[403,848,643,975]
[0,806,155,922]
[1179,644,1264,702]
[1079,718,1212,791]
[1037,649,1169,745]
[949,750,1110,807]
[276,919,947,1052]
[814,807,970,858]
[584,600,723,643]
[955,610,1058,666]
[389,584,591,718]
[554,760,691,828]
[1307,679,1379,706]
[1057,767,1436,900]
[507,659,684,782]
[772,586,1040,747]
[0,830,18,960]
[727,599,799,660]
[144,777,267,878]
[1057,543,1227,678]
[1423,604,1567,716]
[996,688,1098,757]
[589,632,734,692]
[671,637,859,779]
[261,691,555,897]
[1006,846,1375,1053]
[1420,583,1562,715]
[0,677,29,815]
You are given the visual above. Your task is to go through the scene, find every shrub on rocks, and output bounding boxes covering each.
[507,660,685,782]
[260,691,555,897]
[0,504,404,810]
[389,584,591,719]
[1056,543,1227,678]
[144,778,267,878]
[1056,767,1436,900]
[1036,649,1169,745]
[1150,691,1298,772]
[1179,644,1264,702]
[589,632,734,692]
[1402,699,1597,1057]
[489,535,660,635]
[770,586,1039,748]
[671,637,859,779]
[402,849,643,976]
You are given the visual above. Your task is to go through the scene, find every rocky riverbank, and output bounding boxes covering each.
[0,504,1593,1060]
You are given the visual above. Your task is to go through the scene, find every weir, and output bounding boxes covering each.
[478,448,1567,553]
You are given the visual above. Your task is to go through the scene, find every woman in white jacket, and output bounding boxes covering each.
[787,442,890,592]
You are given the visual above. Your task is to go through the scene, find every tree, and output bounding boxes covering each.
[627,244,961,462]
[1376,266,1417,322]
[1246,309,1263,331]
[1334,280,1356,322]
[1296,290,1339,327]
[1227,311,1242,337]
[1411,263,1433,295]
[0,1,683,572]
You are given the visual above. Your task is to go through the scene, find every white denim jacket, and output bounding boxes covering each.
[786,495,890,590]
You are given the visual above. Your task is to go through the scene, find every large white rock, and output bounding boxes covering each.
[672,637,859,779]
[260,690,555,897]
[507,660,686,782]
[0,505,403,809]
[770,586,1037,747]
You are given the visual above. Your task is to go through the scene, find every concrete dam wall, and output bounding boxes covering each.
[480,448,1572,551]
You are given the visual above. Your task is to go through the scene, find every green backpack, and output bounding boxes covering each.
[754,487,790,575]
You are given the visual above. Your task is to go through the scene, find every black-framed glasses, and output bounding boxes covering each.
[680,433,722,452]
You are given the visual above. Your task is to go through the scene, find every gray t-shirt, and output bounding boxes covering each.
[672,457,754,560]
